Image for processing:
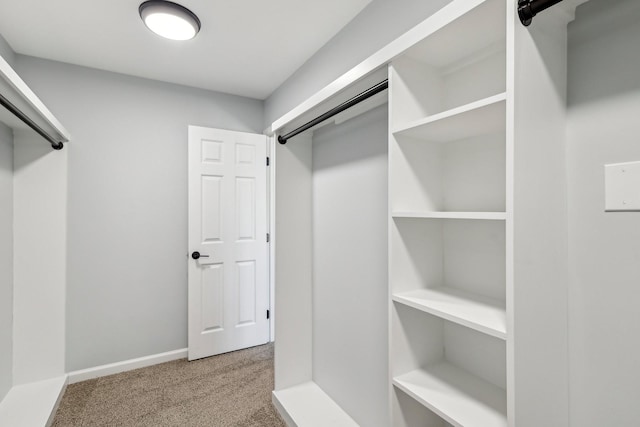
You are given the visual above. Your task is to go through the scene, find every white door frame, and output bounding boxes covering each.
[187,126,271,359]
[268,135,276,342]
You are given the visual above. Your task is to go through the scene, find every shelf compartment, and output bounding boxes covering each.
[390,0,506,126]
[391,219,505,302]
[393,93,506,143]
[393,362,507,427]
[390,129,505,213]
[393,287,506,339]
[392,211,506,221]
[391,301,507,426]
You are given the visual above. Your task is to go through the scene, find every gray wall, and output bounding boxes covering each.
[0,34,15,68]
[14,55,264,371]
[567,0,640,425]
[312,105,388,426]
[264,0,452,126]
[0,122,13,400]
[0,45,15,394]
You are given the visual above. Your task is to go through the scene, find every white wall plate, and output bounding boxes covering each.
[605,161,640,211]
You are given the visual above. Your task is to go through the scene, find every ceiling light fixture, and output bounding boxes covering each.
[139,0,201,41]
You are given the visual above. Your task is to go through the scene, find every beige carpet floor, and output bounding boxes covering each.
[52,343,285,427]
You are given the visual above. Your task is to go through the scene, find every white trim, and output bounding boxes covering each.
[0,375,67,427]
[268,134,276,342]
[272,392,296,427]
[272,382,359,427]
[391,211,507,221]
[66,348,187,384]
[46,378,67,427]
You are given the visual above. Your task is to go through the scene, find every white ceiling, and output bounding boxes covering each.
[0,0,371,99]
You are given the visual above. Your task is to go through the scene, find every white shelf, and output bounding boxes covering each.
[393,93,506,142]
[393,287,506,340]
[0,376,67,427]
[272,382,358,427]
[392,211,506,221]
[393,363,507,427]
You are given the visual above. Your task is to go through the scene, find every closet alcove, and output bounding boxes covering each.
[0,49,70,425]
[271,67,390,426]
[270,0,590,425]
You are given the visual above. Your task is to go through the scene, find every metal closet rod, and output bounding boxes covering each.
[518,0,565,26]
[0,92,64,150]
[277,79,389,144]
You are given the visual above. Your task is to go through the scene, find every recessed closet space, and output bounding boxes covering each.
[273,91,389,426]
[0,47,69,424]
[273,0,600,425]
[312,104,388,427]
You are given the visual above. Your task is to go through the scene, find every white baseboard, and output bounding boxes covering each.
[272,391,296,427]
[46,378,67,427]
[272,382,358,427]
[0,375,67,427]
[67,348,187,384]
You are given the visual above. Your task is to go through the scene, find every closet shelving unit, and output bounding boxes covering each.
[273,0,577,425]
[389,0,509,425]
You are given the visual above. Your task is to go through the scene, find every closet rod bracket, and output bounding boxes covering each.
[518,0,564,26]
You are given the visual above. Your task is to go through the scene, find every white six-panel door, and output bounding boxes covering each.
[188,126,269,360]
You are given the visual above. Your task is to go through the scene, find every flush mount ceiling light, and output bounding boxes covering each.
[139,0,201,41]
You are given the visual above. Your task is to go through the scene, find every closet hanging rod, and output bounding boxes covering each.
[0,92,64,150]
[278,79,388,144]
[518,0,565,26]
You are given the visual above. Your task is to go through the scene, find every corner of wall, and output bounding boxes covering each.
[0,121,14,401]
[0,33,16,68]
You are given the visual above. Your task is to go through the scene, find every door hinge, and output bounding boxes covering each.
[266,309,270,319]
[266,233,270,243]
[266,157,270,166]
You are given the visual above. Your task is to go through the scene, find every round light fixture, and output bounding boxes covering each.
[139,0,201,41]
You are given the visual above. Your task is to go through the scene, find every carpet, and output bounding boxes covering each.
[52,343,285,426]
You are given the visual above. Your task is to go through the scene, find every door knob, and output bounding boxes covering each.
[191,251,209,260]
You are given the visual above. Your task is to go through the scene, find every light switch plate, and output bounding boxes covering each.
[605,161,640,211]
